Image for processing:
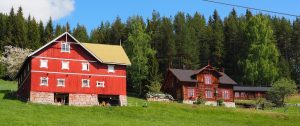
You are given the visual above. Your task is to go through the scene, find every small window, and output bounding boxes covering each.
[61,61,69,70]
[57,79,65,87]
[61,42,70,52]
[40,60,48,68]
[82,79,90,87]
[188,88,194,97]
[204,75,212,84]
[205,90,212,98]
[108,65,115,73]
[40,77,48,86]
[96,81,105,88]
[234,92,240,97]
[82,63,89,71]
[241,92,245,97]
[223,90,229,99]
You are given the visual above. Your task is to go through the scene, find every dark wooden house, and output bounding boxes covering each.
[233,86,270,100]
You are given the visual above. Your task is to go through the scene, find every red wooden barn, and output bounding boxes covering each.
[16,32,131,106]
[162,65,237,107]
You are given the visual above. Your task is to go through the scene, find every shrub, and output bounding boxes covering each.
[217,99,224,106]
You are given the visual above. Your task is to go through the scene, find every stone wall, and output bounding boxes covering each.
[30,91,54,104]
[119,95,127,106]
[69,93,99,106]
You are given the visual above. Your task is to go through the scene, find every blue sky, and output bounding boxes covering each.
[49,0,300,34]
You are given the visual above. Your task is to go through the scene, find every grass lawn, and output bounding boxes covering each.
[0,80,299,126]
[287,94,300,104]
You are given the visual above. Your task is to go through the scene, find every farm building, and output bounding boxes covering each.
[162,65,237,107]
[15,32,131,106]
[233,86,270,100]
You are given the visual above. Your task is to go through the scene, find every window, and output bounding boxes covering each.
[205,90,212,98]
[61,61,69,70]
[82,63,89,71]
[223,90,229,99]
[57,79,65,87]
[40,60,48,68]
[188,88,195,97]
[241,92,246,97]
[61,42,70,52]
[96,81,105,88]
[234,92,240,97]
[40,77,48,86]
[204,75,212,84]
[108,65,115,73]
[82,79,90,87]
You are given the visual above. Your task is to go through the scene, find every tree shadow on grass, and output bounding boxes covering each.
[1,90,18,100]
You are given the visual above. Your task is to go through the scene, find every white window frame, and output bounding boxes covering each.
[57,79,65,87]
[82,63,89,71]
[82,79,90,87]
[234,92,240,97]
[40,60,48,68]
[204,75,212,84]
[223,90,229,99]
[40,77,48,86]
[61,61,69,70]
[61,42,70,52]
[205,90,212,98]
[188,88,195,97]
[108,65,115,73]
[96,81,105,88]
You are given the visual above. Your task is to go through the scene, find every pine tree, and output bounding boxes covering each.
[111,16,125,44]
[27,16,41,49]
[54,24,63,37]
[0,13,7,50]
[242,15,280,86]
[4,8,14,46]
[72,24,89,42]
[43,18,54,44]
[14,7,27,48]
[291,18,300,84]
[38,21,44,44]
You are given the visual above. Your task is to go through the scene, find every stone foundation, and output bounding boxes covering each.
[30,91,54,104]
[205,101,218,106]
[69,94,99,106]
[119,95,127,106]
[224,102,236,107]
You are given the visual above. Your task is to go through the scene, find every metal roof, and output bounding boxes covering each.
[233,86,270,92]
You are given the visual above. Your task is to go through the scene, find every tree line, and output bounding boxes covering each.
[0,7,299,95]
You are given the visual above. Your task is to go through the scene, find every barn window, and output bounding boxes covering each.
[61,61,69,70]
[40,60,48,68]
[40,77,48,86]
[61,42,70,52]
[204,75,212,84]
[108,65,115,73]
[205,90,212,98]
[223,90,229,99]
[96,81,105,88]
[82,63,89,71]
[234,92,240,97]
[188,88,195,97]
[82,79,90,87]
[57,79,65,87]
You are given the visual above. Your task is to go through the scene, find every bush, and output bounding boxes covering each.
[217,99,224,106]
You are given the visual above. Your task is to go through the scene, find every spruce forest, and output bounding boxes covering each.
[0,7,299,94]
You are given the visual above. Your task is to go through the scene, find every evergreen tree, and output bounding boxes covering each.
[14,7,27,48]
[0,13,7,50]
[43,18,54,43]
[38,21,44,44]
[72,24,89,42]
[27,16,41,49]
[291,18,300,84]
[125,16,155,95]
[242,15,280,86]
[4,8,14,46]
[111,16,126,44]
[54,24,63,37]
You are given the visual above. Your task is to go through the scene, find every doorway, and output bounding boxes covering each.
[54,93,69,105]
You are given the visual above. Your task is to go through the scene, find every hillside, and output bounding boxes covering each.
[0,80,299,126]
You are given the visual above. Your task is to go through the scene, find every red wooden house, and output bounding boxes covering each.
[162,65,237,107]
[233,86,270,100]
[15,32,131,106]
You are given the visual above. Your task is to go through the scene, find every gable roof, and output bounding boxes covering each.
[194,65,222,77]
[233,86,270,92]
[15,32,130,78]
[219,72,237,85]
[81,43,131,65]
[169,69,198,82]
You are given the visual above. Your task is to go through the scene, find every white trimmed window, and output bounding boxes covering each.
[188,88,195,97]
[204,75,212,84]
[61,42,70,52]
[40,77,48,86]
[82,63,89,71]
[61,61,69,70]
[205,90,212,98]
[40,60,48,68]
[223,90,229,99]
[96,81,105,88]
[57,79,65,87]
[82,79,90,87]
[234,92,240,97]
[108,65,115,73]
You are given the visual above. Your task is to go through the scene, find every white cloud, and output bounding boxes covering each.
[0,0,75,23]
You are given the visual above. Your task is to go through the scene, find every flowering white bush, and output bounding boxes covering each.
[0,46,32,79]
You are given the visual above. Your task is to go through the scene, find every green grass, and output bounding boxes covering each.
[287,94,300,104]
[0,80,300,126]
